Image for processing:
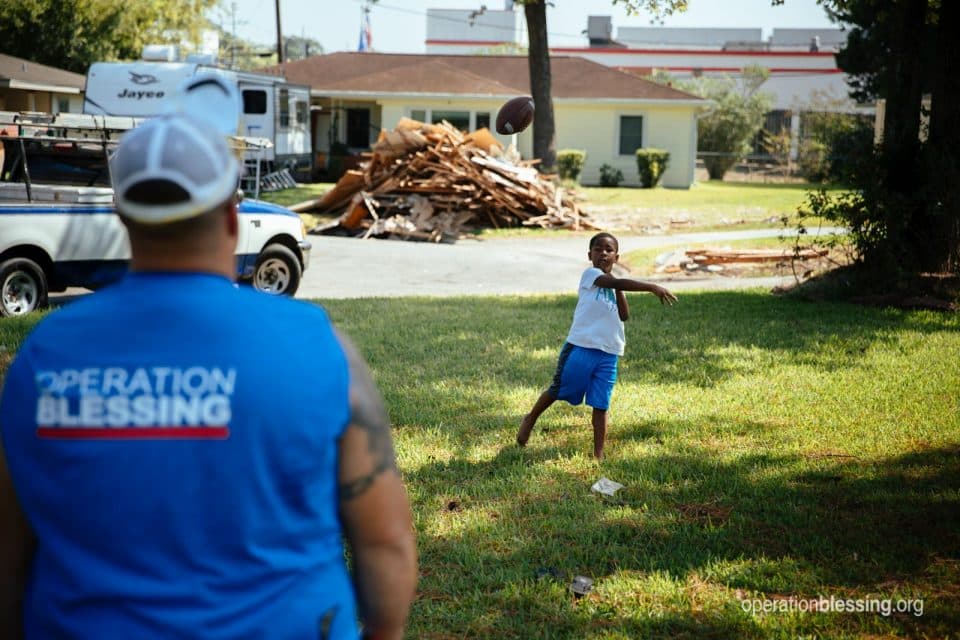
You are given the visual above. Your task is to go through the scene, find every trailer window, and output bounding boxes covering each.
[296,100,308,125]
[243,90,267,115]
[279,89,290,128]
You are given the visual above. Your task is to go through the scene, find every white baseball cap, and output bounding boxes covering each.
[109,74,242,224]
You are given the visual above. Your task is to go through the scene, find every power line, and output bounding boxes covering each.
[353,0,589,42]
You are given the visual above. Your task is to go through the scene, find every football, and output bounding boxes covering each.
[495,96,535,135]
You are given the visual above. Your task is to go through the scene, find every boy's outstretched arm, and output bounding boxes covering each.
[594,274,678,306]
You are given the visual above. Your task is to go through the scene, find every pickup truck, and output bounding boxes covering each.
[0,185,311,317]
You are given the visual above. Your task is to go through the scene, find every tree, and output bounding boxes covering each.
[283,36,324,62]
[0,0,218,74]
[521,1,557,172]
[792,0,959,274]
[515,1,688,173]
[676,66,773,180]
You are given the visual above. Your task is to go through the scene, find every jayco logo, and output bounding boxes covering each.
[117,88,165,100]
[118,71,164,100]
[128,71,158,85]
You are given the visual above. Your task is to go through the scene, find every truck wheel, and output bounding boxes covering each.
[0,257,48,317]
[253,244,301,296]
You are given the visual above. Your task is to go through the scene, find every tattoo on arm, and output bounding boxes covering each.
[335,330,399,502]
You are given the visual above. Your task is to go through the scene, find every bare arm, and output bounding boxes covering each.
[335,331,417,640]
[615,288,630,321]
[0,438,34,639]
[594,274,678,306]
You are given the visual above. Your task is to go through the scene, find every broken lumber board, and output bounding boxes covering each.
[686,248,829,264]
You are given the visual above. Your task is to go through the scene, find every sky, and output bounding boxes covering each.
[215,0,838,54]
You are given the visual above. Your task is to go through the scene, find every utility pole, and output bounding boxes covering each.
[230,1,237,69]
[275,0,284,64]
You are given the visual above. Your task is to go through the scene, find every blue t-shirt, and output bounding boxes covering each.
[0,273,357,639]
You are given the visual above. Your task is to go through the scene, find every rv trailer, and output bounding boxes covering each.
[83,61,312,177]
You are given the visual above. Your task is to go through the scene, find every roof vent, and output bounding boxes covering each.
[142,44,180,62]
[587,16,613,44]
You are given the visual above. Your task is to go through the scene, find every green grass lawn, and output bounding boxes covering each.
[322,293,959,639]
[580,181,824,214]
[251,183,332,208]
[3,292,956,638]
[258,181,833,236]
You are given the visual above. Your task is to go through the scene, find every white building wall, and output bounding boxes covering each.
[426,9,517,49]
[770,28,847,49]
[617,27,762,48]
[551,49,838,74]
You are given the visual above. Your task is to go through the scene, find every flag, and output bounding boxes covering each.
[357,11,372,52]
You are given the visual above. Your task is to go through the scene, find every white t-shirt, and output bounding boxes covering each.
[565,266,625,356]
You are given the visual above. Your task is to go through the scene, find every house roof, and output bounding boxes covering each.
[278,52,703,102]
[0,54,86,93]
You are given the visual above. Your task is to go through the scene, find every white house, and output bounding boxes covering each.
[279,52,707,188]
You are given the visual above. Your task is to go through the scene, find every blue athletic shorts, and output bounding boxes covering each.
[547,342,619,410]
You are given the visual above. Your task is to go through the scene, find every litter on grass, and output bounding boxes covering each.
[570,575,594,597]
[590,477,624,497]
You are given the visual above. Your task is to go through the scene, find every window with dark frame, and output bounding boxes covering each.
[296,101,308,125]
[476,112,491,131]
[279,88,290,128]
[243,90,267,115]
[619,116,643,155]
[346,108,371,148]
[431,110,470,131]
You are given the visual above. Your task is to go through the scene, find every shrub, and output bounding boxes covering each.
[800,112,874,185]
[556,149,586,182]
[682,67,773,180]
[635,148,670,188]
[598,163,624,187]
[798,139,830,183]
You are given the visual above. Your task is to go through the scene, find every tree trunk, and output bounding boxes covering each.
[878,0,928,271]
[881,0,926,187]
[523,1,556,173]
[926,0,960,273]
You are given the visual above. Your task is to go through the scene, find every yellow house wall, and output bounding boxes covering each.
[372,97,698,188]
[554,103,697,188]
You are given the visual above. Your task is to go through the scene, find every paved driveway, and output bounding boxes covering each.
[295,228,842,299]
[50,228,841,305]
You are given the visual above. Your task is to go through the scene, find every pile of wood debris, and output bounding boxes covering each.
[292,118,595,242]
[656,247,829,273]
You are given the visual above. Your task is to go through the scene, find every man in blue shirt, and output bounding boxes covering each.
[0,95,416,639]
